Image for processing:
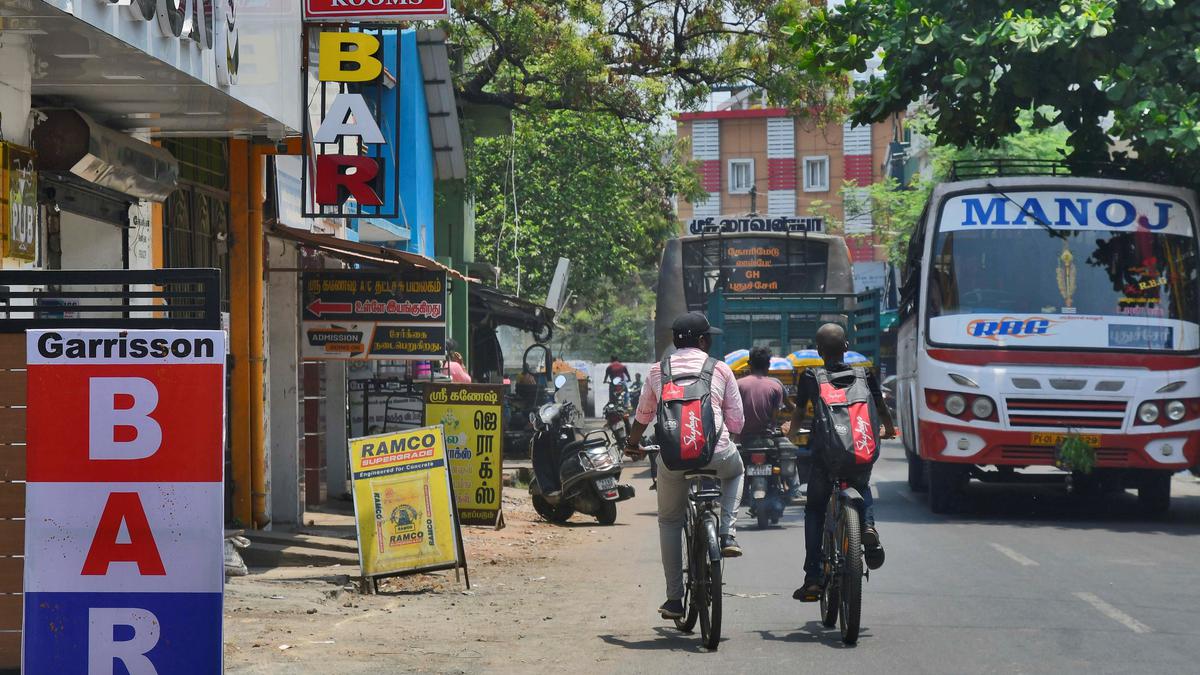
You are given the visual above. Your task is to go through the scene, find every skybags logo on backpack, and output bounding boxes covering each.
[941,192,1194,237]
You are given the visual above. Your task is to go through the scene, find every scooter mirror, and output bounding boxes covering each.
[553,374,567,389]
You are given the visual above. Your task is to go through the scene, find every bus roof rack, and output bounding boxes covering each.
[949,158,1134,181]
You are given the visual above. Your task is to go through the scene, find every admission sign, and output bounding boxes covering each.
[23,330,226,673]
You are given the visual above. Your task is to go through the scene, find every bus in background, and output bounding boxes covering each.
[654,216,856,358]
[896,168,1200,514]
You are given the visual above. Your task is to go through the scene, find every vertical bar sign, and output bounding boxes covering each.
[23,330,226,673]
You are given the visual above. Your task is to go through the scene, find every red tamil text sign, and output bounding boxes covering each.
[304,0,450,22]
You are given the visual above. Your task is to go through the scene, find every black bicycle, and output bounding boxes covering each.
[675,467,723,651]
[818,478,867,645]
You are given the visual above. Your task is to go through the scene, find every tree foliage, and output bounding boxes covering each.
[829,110,1072,263]
[442,0,824,122]
[553,277,656,362]
[789,0,1200,185]
[472,110,700,305]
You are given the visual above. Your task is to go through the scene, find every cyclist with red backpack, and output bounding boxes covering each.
[624,312,746,620]
[790,323,896,603]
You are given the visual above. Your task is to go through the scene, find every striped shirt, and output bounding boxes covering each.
[634,347,744,458]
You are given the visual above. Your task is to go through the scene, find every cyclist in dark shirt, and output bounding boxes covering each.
[790,323,895,602]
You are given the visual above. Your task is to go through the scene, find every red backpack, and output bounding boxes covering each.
[810,366,880,475]
[656,356,720,470]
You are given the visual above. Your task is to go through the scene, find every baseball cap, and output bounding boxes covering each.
[672,312,722,339]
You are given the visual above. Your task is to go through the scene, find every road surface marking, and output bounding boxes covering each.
[989,542,1039,567]
[1074,592,1151,634]
[870,484,879,499]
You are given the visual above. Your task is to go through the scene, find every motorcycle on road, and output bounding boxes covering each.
[529,375,636,525]
[602,376,632,449]
[739,432,798,529]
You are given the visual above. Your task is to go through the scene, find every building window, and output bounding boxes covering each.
[728,159,754,194]
[803,155,830,192]
[163,139,231,312]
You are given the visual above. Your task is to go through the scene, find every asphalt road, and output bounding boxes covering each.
[579,441,1200,674]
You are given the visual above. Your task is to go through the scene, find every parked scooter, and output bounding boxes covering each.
[739,431,797,529]
[530,375,635,525]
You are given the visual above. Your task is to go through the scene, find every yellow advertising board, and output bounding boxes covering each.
[348,425,462,578]
[423,383,505,527]
[0,142,37,261]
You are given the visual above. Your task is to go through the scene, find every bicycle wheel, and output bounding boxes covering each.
[695,520,712,646]
[819,521,839,628]
[696,515,722,651]
[703,557,722,650]
[838,505,863,645]
[674,509,699,632]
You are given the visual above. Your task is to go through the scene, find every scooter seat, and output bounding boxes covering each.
[683,469,718,480]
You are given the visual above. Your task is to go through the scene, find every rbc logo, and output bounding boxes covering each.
[967,317,1053,339]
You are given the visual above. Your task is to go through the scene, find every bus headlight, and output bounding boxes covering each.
[971,397,995,420]
[1137,402,1160,424]
[1165,400,1186,422]
[945,394,966,416]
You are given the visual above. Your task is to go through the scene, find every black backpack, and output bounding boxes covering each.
[656,356,720,471]
[809,366,881,476]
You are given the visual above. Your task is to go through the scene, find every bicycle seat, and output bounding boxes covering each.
[683,469,718,480]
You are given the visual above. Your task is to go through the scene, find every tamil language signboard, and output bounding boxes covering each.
[347,426,464,580]
[23,329,226,673]
[301,269,447,360]
[0,142,36,261]
[687,215,824,236]
[423,383,505,527]
[303,0,450,22]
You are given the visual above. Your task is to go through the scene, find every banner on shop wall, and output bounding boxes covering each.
[347,425,464,579]
[0,142,37,261]
[23,329,226,673]
[423,383,506,527]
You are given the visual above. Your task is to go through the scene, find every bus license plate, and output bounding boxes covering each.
[1030,432,1100,447]
[746,465,772,476]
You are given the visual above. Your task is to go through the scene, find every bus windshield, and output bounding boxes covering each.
[681,236,829,311]
[927,191,1200,352]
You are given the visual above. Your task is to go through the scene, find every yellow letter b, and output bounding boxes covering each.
[318,33,383,83]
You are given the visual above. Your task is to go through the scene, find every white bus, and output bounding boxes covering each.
[896,174,1200,514]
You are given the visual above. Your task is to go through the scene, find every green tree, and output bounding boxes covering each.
[472,110,701,304]
[828,109,1071,263]
[553,278,657,362]
[788,0,1200,184]
[442,0,826,122]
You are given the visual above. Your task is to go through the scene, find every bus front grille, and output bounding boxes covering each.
[1005,398,1127,430]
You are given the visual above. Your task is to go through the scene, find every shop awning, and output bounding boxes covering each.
[469,283,555,336]
[268,224,469,281]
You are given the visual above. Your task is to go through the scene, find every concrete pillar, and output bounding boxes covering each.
[266,236,302,527]
[324,360,349,500]
[0,33,32,145]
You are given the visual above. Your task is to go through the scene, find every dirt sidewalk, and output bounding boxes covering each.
[224,465,664,674]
